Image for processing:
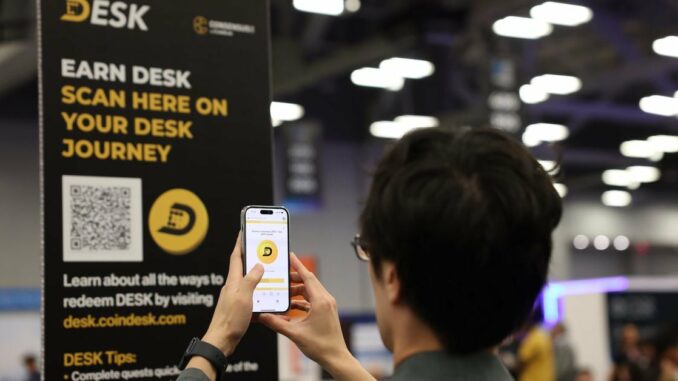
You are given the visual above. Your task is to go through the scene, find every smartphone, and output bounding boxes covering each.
[241,205,290,313]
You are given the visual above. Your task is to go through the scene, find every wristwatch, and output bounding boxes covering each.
[178,337,229,381]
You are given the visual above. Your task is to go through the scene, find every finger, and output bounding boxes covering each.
[290,254,325,300]
[290,300,311,312]
[290,284,307,298]
[290,272,303,283]
[290,253,314,280]
[243,264,265,290]
[259,314,295,337]
[227,232,244,281]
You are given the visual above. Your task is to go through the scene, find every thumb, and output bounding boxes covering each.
[259,313,294,337]
[242,264,265,290]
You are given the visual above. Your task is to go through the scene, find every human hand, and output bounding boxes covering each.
[259,254,356,375]
[202,233,264,356]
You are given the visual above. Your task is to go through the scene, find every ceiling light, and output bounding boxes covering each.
[530,74,582,95]
[492,16,553,40]
[394,115,439,128]
[293,0,344,15]
[370,121,426,139]
[351,67,404,91]
[613,236,630,251]
[648,135,678,153]
[379,58,435,79]
[602,169,640,189]
[345,0,361,13]
[554,183,568,197]
[519,84,550,104]
[593,235,610,251]
[271,119,283,128]
[652,36,678,58]
[602,190,632,207]
[538,160,558,173]
[270,102,305,122]
[523,133,542,147]
[620,140,663,160]
[524,123,570,143]
[626,166,661,183]
[639,95,678,117]
[530,2,593,26]
[573,235,589,250]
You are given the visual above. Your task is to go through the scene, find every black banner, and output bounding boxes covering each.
[38,0,277,380]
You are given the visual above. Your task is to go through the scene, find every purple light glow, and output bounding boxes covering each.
[542,276,629,324]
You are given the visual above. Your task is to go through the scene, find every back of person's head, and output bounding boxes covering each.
[359,127,562,354]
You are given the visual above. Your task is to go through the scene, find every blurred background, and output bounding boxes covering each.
[1,0,678,380]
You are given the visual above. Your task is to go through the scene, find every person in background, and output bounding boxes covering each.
[658,342,678,381]
[22,355,40,381]
[552,323,577,381]
[175,128,563,381]
[518,315,556,381]
[618,324,642,364]
[573,369,593,381]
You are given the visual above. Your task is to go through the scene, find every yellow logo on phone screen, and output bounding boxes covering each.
[257,240,278,264]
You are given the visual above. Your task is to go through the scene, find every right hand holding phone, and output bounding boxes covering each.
[259,254,370,380]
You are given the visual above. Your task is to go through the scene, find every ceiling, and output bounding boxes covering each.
[1,0,678,200]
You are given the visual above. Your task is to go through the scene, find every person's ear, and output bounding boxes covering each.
[381,261,402,304]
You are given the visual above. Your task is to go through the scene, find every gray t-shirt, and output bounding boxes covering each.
[176,351,514,381]
[389,351,514,381]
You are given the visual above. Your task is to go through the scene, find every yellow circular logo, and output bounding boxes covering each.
[257,240,278,264]
[149,189,209,255]
[193,16,208,35]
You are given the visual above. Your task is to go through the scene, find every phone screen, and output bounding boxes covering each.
[243,207,290,313]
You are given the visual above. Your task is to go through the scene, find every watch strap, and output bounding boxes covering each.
[179,338,228,380]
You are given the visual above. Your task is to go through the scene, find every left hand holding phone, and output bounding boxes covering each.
[201,232,264,357]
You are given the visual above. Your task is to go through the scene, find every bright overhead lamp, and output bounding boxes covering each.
[626,166,661,183]
[271,118,284,128]
[370,116,438,139]
[639,95,678,117]
[519,84,550,104]
[602,169,640,189]
[270,102,305,122]
[351,67,405,91]
[524,123,570,143]
[293,0,344,15]
[613,236,631,251]
[573,235,589,250]
[369,121,420,139]
[380,58,435,79]
[492,16,553,40]
[530,2,593,26]
[538,160,558,174]
[553,183,568,198]
[530,74,582,95]
[394,115,439,128]
[620,140,663,161]
[652,36,678,58]
[523,133,542,147]
[648,135,678,153]
[345,0,361,13]
[602,190,632,208]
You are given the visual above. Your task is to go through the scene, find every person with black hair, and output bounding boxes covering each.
[176,127,563,381]
[22,355,40,381]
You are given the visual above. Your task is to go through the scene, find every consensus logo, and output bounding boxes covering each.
[61,0,150,31]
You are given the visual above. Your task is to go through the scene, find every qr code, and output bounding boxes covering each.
[62,176,143,262]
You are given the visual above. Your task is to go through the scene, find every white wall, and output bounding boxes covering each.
[0,311,41,381]
[552,201,678,281]
[562,293,611,381]
[0,118,40,288]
